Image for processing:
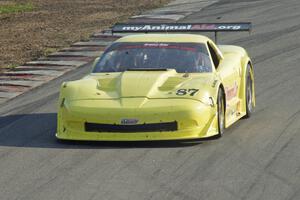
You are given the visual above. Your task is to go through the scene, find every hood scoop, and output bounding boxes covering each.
[96,69,188,98]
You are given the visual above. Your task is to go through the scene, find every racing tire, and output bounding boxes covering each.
[244,65,254,118]
[217,89,225,137]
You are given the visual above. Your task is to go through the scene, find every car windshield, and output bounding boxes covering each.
[93,42,212,73]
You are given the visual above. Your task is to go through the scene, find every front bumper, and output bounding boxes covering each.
[56,98,219,141]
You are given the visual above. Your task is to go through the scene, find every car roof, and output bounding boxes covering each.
[115,34,210,44]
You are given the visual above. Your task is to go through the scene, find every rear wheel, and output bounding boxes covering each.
[217,89,225,137]
[244,65,254,118]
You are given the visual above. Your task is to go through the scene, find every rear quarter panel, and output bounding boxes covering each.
[218,45,254,115]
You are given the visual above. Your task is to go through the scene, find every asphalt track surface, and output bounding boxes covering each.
[1,0,300,199]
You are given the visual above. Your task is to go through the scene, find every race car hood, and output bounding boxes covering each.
[61,69,218,105]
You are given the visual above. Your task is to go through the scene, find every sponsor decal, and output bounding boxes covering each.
[115,23,246,32]
[225,82,238,101]
[118,44,197,52]
[144,43,169,47]
[122,24,192,31]
[216,25,241,30]
[191,24,216,30]
[121,118,139,125]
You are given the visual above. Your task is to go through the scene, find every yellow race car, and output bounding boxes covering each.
[56,23,255,141]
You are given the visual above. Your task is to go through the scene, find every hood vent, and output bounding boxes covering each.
[159,77,187,91]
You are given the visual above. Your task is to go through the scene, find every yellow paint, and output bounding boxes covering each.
[56,33,255,141]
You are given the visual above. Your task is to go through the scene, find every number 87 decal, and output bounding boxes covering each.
[176,89,199,96]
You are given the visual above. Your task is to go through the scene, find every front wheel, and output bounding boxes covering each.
[217,89,225,137]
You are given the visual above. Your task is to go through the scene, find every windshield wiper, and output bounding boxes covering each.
[126,68,168,71]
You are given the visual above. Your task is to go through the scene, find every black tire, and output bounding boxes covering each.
[217,89,225,137]
[244,65,254,118]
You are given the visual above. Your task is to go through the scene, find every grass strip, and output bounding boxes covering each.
[0,3,34,14]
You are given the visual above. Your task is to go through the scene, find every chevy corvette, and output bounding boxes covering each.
[56,23,255,141]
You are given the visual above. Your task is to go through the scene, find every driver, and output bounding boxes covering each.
[194,52,211,72]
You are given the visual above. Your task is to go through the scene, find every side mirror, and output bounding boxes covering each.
[216,49,224,60]
[209,41,224,60]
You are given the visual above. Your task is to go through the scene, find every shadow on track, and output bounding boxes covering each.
[0,113,210,149]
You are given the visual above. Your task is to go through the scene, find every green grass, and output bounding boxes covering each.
[44,47,58,56]
[0,3,34,14]
[0,64,19,69]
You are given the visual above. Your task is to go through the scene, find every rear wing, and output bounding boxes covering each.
[111,22,252,43]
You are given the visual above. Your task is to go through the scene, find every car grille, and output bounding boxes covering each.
[85,121,178,133]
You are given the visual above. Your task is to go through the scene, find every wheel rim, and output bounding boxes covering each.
[247,76,253,112]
